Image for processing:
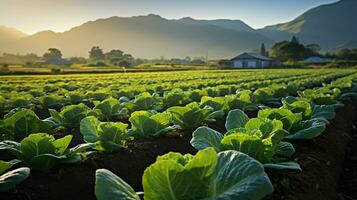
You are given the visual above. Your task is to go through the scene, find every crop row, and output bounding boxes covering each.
[0,70,356,199]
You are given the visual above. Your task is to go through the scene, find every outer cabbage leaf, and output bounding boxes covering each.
[128,110,176,138]
[205,150,273,200]
[190,127,223,151]
[0,109,51,141]
[0,167,30,192]
[142,148,217,200]
[95,169,140,200]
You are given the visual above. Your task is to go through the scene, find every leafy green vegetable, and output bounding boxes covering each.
[0,109,51,141]
[95,169,140,200]
[191,126,297,169]
[44,103,100,128]
[0,133,95,171]
[163,90,188,108]
[128,110,176,138]
[95,148,274,200]
[258,108,302,131]
[0,167,30,192]
[93,97,122,121]
[168,102,224,131]
[0,160,20,174]
[80,116,130,152]
[122,92,162,114]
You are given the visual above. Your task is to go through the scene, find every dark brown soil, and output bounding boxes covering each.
[265,101,357,200]
[0,131,196,200]
[337,106,357,200]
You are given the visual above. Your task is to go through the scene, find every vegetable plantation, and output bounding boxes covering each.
[0,69,356,200]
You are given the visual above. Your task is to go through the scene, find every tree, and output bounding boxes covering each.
[89,46,105,60]
[43,48,62,61]
[271,40,315,61]
[118,60,131,67]
[336,48,357,60]
[306,44,321,53]
[291,36,299,44]
[105,49,124,60]
[260,43,267,57]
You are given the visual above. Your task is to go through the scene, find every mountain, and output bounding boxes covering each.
[259,0,357,50]
[2,14,272,59]
[0,26,27,45]
[177,17,255,32]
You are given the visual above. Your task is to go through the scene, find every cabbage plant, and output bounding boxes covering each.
[162,89,188,108]
[95,148,273,200]
[44,103,100,129]
[128,110,177,138]
[191,114,300,171]
[121,92,162,114]
[80,116,130,152]
[0,109,51,141]
[0,160,30,191]
[168,102,224,131]
[93,97,122,121]
[0,133,95,171]
[258,105,328,139]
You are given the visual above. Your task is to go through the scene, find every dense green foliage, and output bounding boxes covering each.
[0,69,356,196]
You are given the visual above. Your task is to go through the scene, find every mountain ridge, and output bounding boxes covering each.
[1,0,357,58]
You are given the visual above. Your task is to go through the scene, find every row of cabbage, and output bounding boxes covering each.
[94,73,357,200]
[0,70,348,114]
[0,71,356,198]
[0,71,350,142]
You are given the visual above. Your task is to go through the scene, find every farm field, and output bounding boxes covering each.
[0,68,357,200]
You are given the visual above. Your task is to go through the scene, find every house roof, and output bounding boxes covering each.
[304,56,332,63]
[231,52,273,61]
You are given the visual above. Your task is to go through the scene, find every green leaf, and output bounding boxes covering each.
[95,169,140,200]
[206,150,273,200]
[220,133,270,163]
[245,118,283,138]
[275,142,295,157]
[287,119,326,139]
[80,116,101,142]
[258,108,302,131]
[168,103,219,130]
[311,104,336,120]
[0,109,51,141]
[0,167,30,192]
[263,162,301,171]
[191,127,223,151]
[94,98,121,120]
[225,109,250,131]
[53,135,73,155]
[143,148,217,200]
[128,111,174,138]
[0,161,14,175]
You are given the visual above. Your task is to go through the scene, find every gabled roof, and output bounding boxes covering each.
[231,52,273,61]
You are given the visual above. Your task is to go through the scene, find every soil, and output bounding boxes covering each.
[337,107,357,200]
[0,101,356,200]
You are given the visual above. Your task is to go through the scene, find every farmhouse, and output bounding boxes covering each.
[304,56,332,63]
[230,52,274,68]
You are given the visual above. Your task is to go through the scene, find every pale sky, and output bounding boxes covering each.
[0,0,338,34]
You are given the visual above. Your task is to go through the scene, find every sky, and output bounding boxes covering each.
[0,0,339,34]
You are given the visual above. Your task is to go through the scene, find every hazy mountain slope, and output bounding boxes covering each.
[259,0,357,49]
[4,14,273,59]
[177,17,255,32]
[0,26,28,45]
